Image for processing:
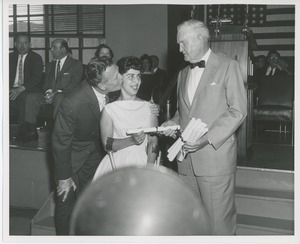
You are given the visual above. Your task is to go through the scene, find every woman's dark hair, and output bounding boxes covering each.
[117,56,141,75]
[95,44,114,59]
[140,54,152,64]
[86,56,113,87]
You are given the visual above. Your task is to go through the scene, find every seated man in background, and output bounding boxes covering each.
[265,50,288,76]
[9,34,43,135]
[253,55,267,77]
[22,38,83,142]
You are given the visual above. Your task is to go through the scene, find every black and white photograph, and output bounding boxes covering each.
[1,0,299,243]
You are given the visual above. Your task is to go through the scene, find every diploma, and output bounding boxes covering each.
[126,125,180,135]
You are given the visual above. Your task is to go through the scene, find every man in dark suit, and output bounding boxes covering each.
[162,20,247,234]
[9,35,43,132]
[52,57,122,235]
[261,50,288,76]
[150,55,168,105]
[23,39,83,142]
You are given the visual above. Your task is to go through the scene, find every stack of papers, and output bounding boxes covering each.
[167,118,208,162]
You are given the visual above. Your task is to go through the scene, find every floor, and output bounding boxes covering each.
[8,123,295,235]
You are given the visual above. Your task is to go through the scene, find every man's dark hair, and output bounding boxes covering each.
[95,44,114,59]
[86,56,113,87]
[150,55,159,62]
[14,34,31,43]
[60,39,69,50]
[267,49,280,58]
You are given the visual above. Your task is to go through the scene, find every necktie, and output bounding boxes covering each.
[56,60,61,81]
[190,60,205,69]
[18,55,24,86]
[269,68,274,76]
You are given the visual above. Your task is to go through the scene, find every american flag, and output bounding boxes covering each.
[206,4,295,72]
[206,4,266,26]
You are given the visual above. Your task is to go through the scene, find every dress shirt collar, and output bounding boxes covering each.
[200,48,211,64]
[190,48,211,70]
[19,53,28,60]
[92,86,107,111]
[57,55,68,69]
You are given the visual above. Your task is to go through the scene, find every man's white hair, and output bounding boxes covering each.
[177,19,210,40]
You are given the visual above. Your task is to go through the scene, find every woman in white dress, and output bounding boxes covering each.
[93,56,158,180]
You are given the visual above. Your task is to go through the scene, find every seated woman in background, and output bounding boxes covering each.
[137,54,161,103]
[93,56,158,180]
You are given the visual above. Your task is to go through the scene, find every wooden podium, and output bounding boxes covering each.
[209,26,257,162]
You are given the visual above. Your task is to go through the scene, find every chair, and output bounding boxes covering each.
[253,75,294,145]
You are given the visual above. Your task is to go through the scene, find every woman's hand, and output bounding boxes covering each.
[131,131,146,145]
[149,103,160,116]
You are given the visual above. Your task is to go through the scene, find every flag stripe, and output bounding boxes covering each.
[251,26,294,33]
[256,38,294,45]
[259,20,294,27]
[254,32,294,39]
[267,5,295,9]
[254,51,294,57]
[267,14,295,21]
[266,8,295,15]
[258,44,294,51]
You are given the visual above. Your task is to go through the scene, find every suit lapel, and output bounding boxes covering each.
[10,52,19,86]
[179,67,191,109]
[189,52,219,115]
[57,56,72,81]
[49,61,56,90]
[24,51,32,80]
[84,82,101,123]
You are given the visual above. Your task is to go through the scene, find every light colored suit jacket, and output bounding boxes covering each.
[172,51,247,176]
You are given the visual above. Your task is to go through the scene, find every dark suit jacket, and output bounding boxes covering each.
[154,68,168,90]
[172,51,247,177]
[52,81,105,180]
[43,56,83,93]
[9,50,43,91]
[137,73,160,102]
[255,66,288,77]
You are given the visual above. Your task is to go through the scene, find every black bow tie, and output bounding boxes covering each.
[190,60,205,69]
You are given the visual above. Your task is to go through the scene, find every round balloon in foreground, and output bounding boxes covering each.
[70,165,211,235]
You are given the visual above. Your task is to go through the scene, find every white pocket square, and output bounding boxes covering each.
[63,73,70,75]
[210,82,217,86]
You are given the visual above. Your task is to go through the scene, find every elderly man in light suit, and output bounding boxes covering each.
[162,19,247,235]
